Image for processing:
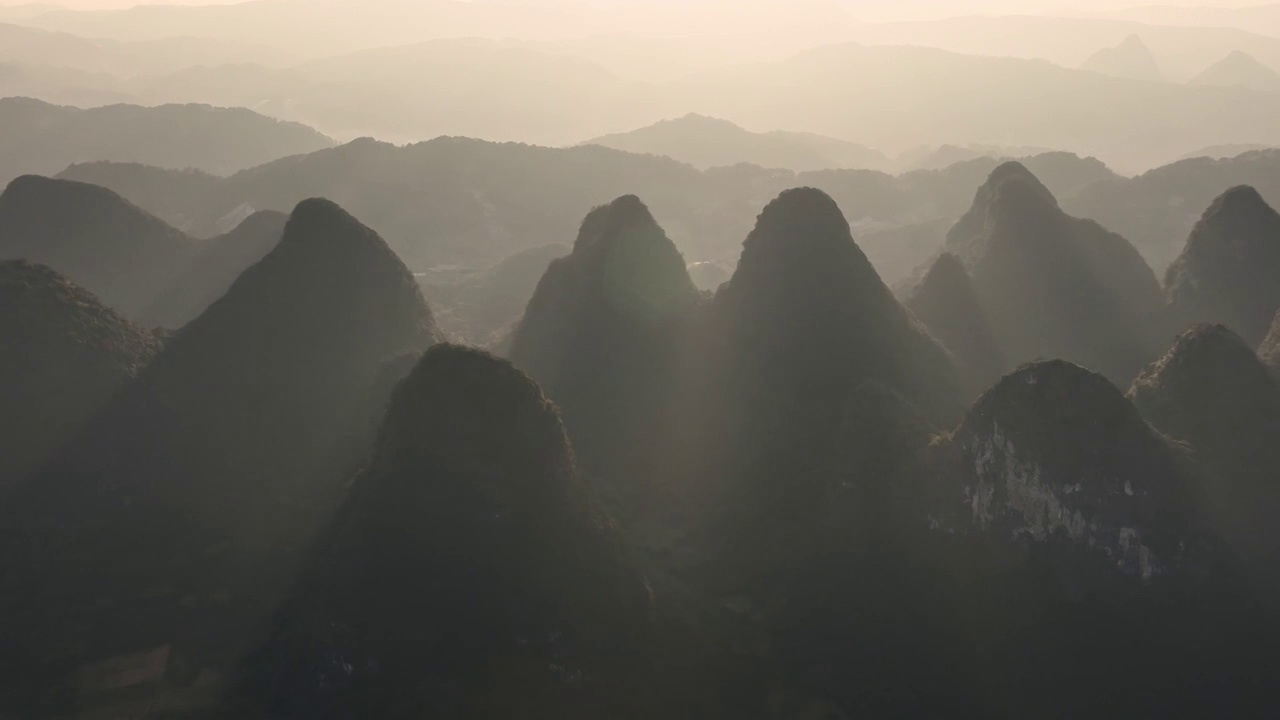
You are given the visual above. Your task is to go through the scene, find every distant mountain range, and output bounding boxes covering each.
[0,97,334,185]
[585,114,892,172]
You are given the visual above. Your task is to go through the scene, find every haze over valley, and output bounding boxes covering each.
[2,1,1280,717]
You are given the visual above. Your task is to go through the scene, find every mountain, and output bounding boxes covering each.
[0,261,159,491]
[585,114,891,172]
[904,253,1005,399]
[4,199,439,702]
[1082,34,1164,82]
[934,360,1190,579]
[1129,324,1280,561]
[139,211,288,330]
[0,175,199,320]
[679,188,961,583]
[508,196,699,485]
[1189,51,1280,93]
[1064,150,1280,273]
[0,98,333,186]
[944,161,1163,385]
[228,344,653,717]
[1164,186,1280,346]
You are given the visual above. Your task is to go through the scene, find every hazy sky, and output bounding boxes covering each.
[0,0,1264,13]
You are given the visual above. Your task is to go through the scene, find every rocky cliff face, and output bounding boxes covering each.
[1260,310,1280,378]
[937,361,1190,579]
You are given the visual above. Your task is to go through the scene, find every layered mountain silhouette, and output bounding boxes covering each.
[1164,186,1280,346]
[586,114,891,172]
[0,98,333,186]
[0,261,159,491]
[508,196,699,483]
[50,137,1118,282]
[904,253,1005,399]
[934,361,1189,578]
[0,175,199,320]
[1189,51,1280,93]
[1082,35,1164,82]
[229,345,653,717]
[682,188,962,583]
[1129,324,1280,561]
[4,199,439,699]
[0,176,292,328]
[140,210,287,329]
[943,161,1163,384]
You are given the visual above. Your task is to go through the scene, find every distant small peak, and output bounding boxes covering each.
[980,163,1060,213]
[573,194,662,252]
[762,186,844,220]
[1216,184,1268,209]
[1197,185,1278,227]
[920,252,969,287]
[1119,34,1148,49]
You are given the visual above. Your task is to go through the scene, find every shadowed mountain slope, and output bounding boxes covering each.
[508,195,699,482]
[904,252,1005,399]
[945,162,1163,385]
[679,188,962,585]
[139,210,287,329]
[228,344,654,718]
[1164,186,1280,346]
[1129,324,1280,561]
[2,199,439,707]
[0,175,199,319]
[0,261,159,491]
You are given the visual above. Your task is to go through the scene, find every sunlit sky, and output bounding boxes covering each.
[0,0,1266,17]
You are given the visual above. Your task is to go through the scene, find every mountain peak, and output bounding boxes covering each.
[1165,186,1280,345]
[0,260,160,486]
[241,344,651,715]
[1190,51,1280,92]
[508,195,696,478]
[1128,323,1280,558]
[945,360,1188,578]
[905,253,1004,397]
[374,344,581,506]
[1131,324,1271,405]
[0,174,196,319]
[1083,34,1163,82]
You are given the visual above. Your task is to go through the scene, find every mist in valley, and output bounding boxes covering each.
[2,0,1280,717]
